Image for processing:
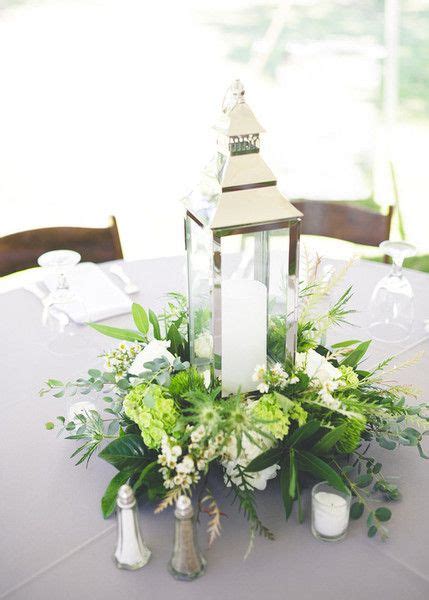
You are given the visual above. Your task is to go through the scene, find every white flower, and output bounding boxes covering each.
[171,445,182,458]
[67,401,97,424]
[128,339,175,376]
[194,332,213,359]
[222,435,280,491]
[252,364,266,382]
[296,349,341,387]
[176,455,195,474]
[289,375,299,384]
[318,386,341,410]
[257,382,270,394]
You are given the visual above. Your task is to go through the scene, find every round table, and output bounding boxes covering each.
[2,256,429,600]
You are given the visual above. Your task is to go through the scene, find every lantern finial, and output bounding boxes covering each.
[222,79,245,114]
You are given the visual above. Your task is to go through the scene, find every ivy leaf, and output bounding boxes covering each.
[375,507,391,522]
[312,423,348,455]
[132,303,149,335]
[99,434,147,470]
[245,447,283,473]
[45,421,55,430]
[89,323,145,343]
[297,450,348,494]
[101,469,133,518]
[340,340,371,367]
[88,369,101,378]
[287,421,321,448]
[350,502,364,519]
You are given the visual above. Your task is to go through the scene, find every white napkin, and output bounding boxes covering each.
[44,262,131,323]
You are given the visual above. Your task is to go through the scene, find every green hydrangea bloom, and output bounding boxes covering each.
[123,384,178,449]
[339,365,360,389]
[252,394,291,439]
[290,403,308,427]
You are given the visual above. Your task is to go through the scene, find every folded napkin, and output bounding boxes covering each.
[44,262,131,323]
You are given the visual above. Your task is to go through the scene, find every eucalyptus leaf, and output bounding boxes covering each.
[375,507,391,522]
[355,473,373,488]
[368,525,377,538]
[350,502,364,519]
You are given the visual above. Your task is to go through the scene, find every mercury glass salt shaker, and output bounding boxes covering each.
[168,495,206,581]
[114,484,151,570]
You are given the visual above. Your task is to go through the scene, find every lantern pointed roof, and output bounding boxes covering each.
[183,81,302,231]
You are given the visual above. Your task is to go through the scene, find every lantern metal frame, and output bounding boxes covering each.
[183,81,302,389]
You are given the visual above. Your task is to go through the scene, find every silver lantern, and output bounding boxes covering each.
[183,80,302,396]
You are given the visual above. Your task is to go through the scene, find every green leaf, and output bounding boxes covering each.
[355,473,373,488]
[132,304,149,335]
[88,369,101,378]
[132,461,158,493]
[297,450,348,493]
[167,323,183,354]
[417,443,429,459]
[373,462,382,474]
[350,502,364,519]
[287,420,321,448]
[312,423,348,455]
[289,449,297,498]
[368,525,377,538]
[340,340,371,367]
[101,469,133,518]
[375,507,391,522]
[378,437,397,451]
[245,447,283,472]
[47,379,63,387]
[148,309,161,340]
[99,434,147,470]
[331,339,361,349]
[89,323,145,343]
[280,465,293,520]
[45,421,55,430]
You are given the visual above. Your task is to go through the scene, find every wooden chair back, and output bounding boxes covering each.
[0,216,123,277]
[291,200,393,256]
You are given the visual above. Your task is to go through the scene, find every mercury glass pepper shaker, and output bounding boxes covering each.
[114,484,151,570]
[168,495,206,580]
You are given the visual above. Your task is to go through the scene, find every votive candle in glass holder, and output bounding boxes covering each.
[311,481,351,542]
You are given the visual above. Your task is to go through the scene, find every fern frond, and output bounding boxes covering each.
[154,487,182,514]
[201,491,223,546]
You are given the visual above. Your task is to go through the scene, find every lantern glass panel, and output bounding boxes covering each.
[185,215,213,372]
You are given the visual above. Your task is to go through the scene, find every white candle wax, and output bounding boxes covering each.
[221,279,267,396]
[313,491,349,537]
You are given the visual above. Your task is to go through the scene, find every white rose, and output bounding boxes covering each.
[67,401,97,424]
[222,435,279,491]
[194,332,213,359]
[296,349,341,386]
[128,339,175,376]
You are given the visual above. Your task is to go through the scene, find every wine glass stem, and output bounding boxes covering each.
[392,257,403,277]
[57,272,69,291]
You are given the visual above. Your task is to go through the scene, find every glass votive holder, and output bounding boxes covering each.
[311,481,351,542]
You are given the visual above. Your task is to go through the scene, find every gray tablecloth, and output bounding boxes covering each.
[1,257,429,600]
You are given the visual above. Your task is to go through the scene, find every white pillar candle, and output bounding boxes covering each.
[313,491,349,537]
[221,279,267,396]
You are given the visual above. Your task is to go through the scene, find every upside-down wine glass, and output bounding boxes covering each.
[368,241,416,343]
[37,249,89,355]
